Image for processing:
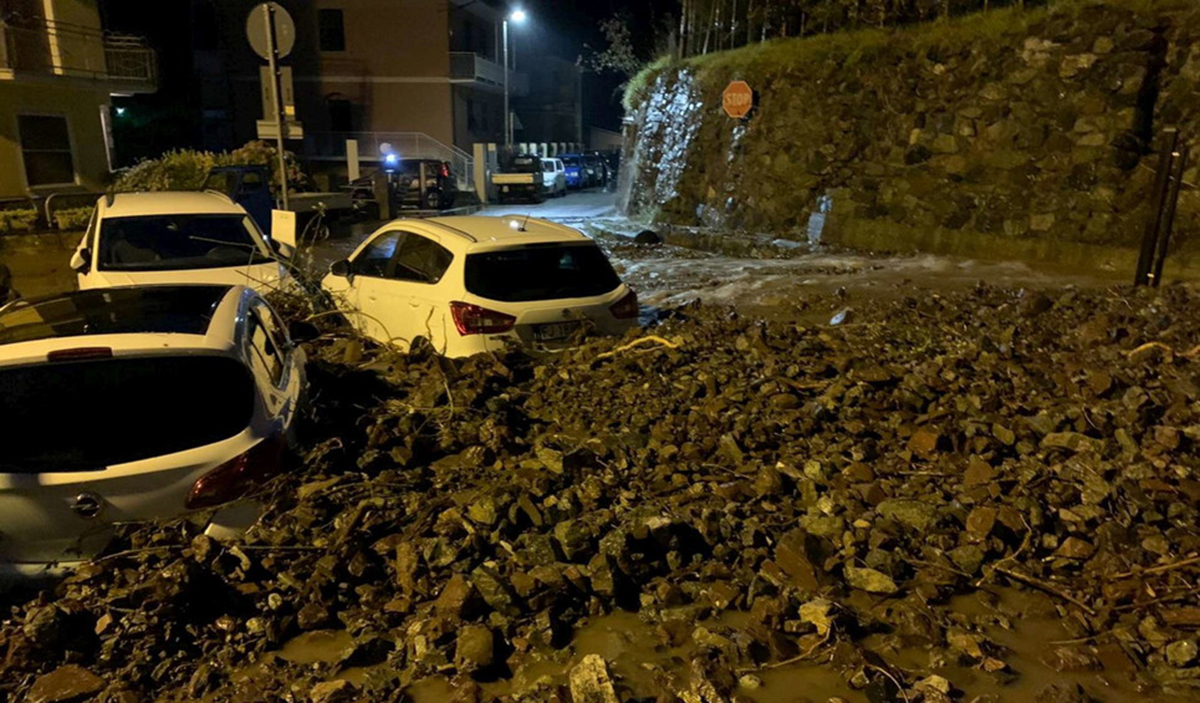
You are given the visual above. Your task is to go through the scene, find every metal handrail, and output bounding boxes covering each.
[0,16,155,86]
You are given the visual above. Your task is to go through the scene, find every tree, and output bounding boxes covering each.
[579,13,646,78]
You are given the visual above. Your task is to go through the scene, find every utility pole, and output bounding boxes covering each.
[262,3,289,209]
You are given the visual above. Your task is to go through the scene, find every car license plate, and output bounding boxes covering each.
[533,321,581,342]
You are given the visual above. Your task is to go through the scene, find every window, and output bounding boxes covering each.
[393,233,453,284]
[327,97,352,131]
[0,356,254,473]
[18,115,74,186]
[353,230,402,278]
[97,214,272,271]
[465,244,622,302]
[247,305,284,386]
[318,9,346,52]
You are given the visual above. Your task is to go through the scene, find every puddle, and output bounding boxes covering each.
[277,629,353,665]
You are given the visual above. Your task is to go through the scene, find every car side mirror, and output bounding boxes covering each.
[329,259,352,278]
[70,248,91,274]
[288,320,320,344]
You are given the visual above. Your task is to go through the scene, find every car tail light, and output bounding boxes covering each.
[450,301,516,336]
[186,433,285,510]
[441,163,450,178]
[48,347,113,362]
[610,290,639,319]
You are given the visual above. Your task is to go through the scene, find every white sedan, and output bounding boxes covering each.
[70,191,292,294]
[0,285,308,580]
[322,216,638,357]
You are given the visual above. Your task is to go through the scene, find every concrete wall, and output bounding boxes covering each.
[620,1,1200,269]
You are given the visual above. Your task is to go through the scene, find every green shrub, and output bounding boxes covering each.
[53,206,95,231]
[0,209,39,234]
[113,141,309,193]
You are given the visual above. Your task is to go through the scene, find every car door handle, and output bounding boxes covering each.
[408,302,420,308]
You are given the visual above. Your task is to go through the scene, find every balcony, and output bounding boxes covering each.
[449,52,527,95]
[0,17,156,93]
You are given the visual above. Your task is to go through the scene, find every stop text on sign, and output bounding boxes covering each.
[723,81,754,119]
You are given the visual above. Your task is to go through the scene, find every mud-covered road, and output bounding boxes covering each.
[3,278,1198,703]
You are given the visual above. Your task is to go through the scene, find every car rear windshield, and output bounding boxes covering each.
[508,157,541,173]
[464,244,622,302]
[0,356,255,473]
[98,214,272,272]
[562,157,581,167]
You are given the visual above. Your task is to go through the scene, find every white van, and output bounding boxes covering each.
[540,158,567,198]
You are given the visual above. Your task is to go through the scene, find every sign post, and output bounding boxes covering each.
[722,80,754,120]
[246,3,296,210]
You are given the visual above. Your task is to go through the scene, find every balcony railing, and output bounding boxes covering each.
[0,17,156,92]
[449,52,527,95]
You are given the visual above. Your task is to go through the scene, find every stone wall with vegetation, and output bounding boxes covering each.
[620,0,1200,270]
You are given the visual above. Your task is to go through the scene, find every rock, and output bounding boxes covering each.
[554,519,593,562]
[1165,639,1198,667]
[844,566,898,595]
[568,654,619,703]
[738,674,763,690]
[455,624,495,672]
[914,675,951,694]
[964,455,996,485]
[435,573,480,619]
[309,680,357,703]
[877,499,937,532]
[799,598,834,635]
[907,429,940,457]
[1042,432,1103,453]
[949,545,985,575]
[966,506,997,538]
[1053,537,1095,560]
[27,665,106,703]
[297,601,332,630]
[755,465,785,496]
[470,566,521,617]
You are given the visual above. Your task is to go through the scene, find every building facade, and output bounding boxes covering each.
[0,0,155,199]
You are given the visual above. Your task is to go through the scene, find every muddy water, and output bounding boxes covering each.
[226,584,1190,702]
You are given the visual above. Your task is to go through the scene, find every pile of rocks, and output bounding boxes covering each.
[1,285,1198,702]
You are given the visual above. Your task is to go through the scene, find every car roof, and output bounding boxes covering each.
[417,216,591,249]
[0,285,234,347]
[99,191,248,217]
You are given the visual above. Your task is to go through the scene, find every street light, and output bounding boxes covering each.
[503,8,527,149]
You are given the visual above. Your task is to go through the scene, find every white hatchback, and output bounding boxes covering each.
[541,158,566,197]
[71,191,292,294]
[0,285,308,579]
[322,216,638,357]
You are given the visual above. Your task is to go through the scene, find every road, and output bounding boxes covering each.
[4,188,1121,323]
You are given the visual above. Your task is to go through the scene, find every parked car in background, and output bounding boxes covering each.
[0,285,311,579]
[322,216,638,358]
[70,192,292,294]
[541,157,567,197]
[344,159,458,214]
[561,154,586,189]
[491,154,544,204]
[583,154,609,189]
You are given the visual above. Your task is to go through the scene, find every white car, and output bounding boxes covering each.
[0,285,308,579]
[322,216,638,357]
[541,158,567,197]
[70,191,292,293]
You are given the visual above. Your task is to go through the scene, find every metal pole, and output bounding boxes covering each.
[1151,143,1190,287]
[503,19,510,149]
[264,3,289,210]
[1135,130,1178,286]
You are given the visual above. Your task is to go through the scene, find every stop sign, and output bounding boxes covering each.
[722,81,754,119]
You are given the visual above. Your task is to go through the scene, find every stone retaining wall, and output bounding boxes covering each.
[620,1,1200,272]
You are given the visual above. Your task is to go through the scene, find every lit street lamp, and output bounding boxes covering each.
[503,8,527,149]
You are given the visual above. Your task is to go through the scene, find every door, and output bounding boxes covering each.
[347,229,454,349]
[337,229,403,342]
